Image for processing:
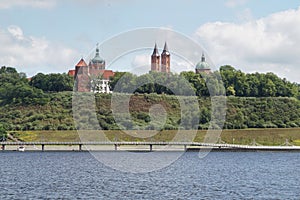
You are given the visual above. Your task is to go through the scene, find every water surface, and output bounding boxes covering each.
[0,152,299,199]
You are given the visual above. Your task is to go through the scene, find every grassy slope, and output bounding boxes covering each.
[10,128,300,146]
[2,92,300,145]
[1,92,299,131]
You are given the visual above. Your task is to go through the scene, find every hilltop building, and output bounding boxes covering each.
[69,42,211,93]
[195,53,211,74]
[68,45,114,93]
[151,42,170,73]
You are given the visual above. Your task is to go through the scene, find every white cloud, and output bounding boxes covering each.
[195,7,300,82]
[130,54,150,75]
[0,25,79,76]
[225,0,248,8]
[237,8,254,22]
[132,54,149,68]
[0,0,56,9]
[7,25,24,40]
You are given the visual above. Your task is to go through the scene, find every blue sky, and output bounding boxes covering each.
[0,0,300,82]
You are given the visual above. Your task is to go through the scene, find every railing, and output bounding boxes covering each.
[1,141,300,150]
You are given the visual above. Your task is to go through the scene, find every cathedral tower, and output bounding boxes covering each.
[161,42,170,73]
[151,43,160,72]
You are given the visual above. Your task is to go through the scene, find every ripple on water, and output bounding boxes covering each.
[0,151,299,199]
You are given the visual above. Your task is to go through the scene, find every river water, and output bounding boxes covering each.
[0,151,299,199]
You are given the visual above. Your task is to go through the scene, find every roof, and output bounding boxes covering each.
[91,47,105,64]
[152,43,160,56]
[161,42,170,56]
[76,58,88,67]
[196,53,210,70]
[68,69,76,76]
[99,70,115,80]
[196,62,210,70]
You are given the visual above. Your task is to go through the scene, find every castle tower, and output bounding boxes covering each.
[151,43,160,72]
[74,58,90,92]
[161,42,170,73]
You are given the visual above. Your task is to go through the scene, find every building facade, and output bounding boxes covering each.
[68,45,115,93]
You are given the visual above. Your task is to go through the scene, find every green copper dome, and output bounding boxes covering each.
[196,53,210,70]
[91,47,105,64]
[196,62,210,69]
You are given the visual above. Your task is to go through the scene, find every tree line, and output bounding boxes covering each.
[1,65,298,105]
[0,66,74,107]
[109,66,299,99]
[0,65,299,136]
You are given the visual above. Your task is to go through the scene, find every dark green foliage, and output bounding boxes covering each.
[0,66,49,106]
[0,124,7,141]
[0,67,73,130]
[110,71,225,96]
[224,97,300,129]
[0,92,299,131]
[220,65,299,98]
[0,91,75,131]
[93,94,300,130]
[30,73,74,92]
[110,68,299,98]
[0,66,300,132]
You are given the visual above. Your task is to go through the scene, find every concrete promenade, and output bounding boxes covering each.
[1,141,300,151]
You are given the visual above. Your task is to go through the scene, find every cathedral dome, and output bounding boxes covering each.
[91,47,105,64]
[196,53,210,70]
[196,61,210,69]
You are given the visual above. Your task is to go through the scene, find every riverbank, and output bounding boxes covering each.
[2,141,300,152]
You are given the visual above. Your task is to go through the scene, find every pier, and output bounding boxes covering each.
[1,141,300,151]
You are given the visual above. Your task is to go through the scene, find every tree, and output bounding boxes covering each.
[30,73,74,92]
[109,72,125,89]
[0,66,17,74]
[0,124,7,141]
[226,86,236,96]
[0,67,49,106]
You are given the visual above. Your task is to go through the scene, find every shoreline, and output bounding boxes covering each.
[2,145,300,152]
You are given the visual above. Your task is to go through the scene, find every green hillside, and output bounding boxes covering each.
[8,128,300,146]
[0,66,300,141]
[1,92,299,132]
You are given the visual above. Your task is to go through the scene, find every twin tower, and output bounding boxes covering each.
[151,42,170,73]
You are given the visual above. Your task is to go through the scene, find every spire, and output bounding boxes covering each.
[152,43,159,56]
[91,43,104,64]
[163,42,168,52]
[162,42,170,55]
[201,52,205,62]
[95,43,100,56]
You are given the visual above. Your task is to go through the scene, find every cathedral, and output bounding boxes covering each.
[69,42,211,93]
[68,45,114,93]
[151,42,211,74]
[151,42,171,73]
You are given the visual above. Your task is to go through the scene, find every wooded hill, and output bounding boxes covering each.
[0,66,299,138]
[0,92,299,132]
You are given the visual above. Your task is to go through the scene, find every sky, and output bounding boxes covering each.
[0,0,300,83]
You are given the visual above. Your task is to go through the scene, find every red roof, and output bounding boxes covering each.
[68,69,76,76]
[101,70,115,79]
[76,58,88,67]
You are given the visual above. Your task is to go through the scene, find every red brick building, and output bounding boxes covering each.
[151,42,170,73]
[69,46,115,92]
